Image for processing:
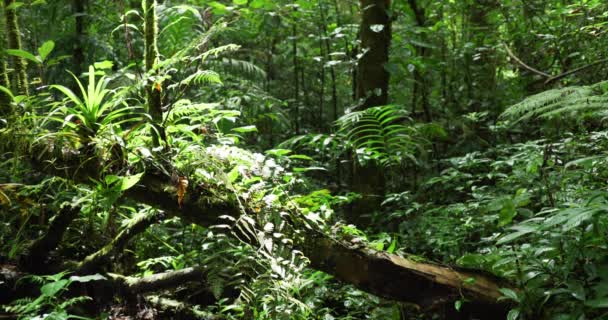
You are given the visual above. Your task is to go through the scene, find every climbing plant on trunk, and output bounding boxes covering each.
[143,0,164,147]
[3,0,28,96]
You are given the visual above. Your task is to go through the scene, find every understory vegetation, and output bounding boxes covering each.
[1,0,608,319]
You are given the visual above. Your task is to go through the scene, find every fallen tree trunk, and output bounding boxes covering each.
[108,266,207,295]
[74,210,164,273]
[23,204,79,271]
[28,148,514,315]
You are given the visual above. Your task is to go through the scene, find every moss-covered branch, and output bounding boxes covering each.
[145,296,213,319]
[22,205,79,272]
[75,210,164,273]
[109,266,207,294]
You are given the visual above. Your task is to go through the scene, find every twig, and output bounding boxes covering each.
[502,43,551,78]
[544,58,608,85]
[503,42,608,85]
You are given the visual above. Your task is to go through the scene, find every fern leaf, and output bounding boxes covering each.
[501,81,608,123]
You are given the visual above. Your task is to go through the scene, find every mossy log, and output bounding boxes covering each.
[26,146,513,316]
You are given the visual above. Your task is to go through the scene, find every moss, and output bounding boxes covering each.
[143,0,164,146]
[3,0,28,96]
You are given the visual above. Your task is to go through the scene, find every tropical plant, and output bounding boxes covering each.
[44,65,141,141]
[4,272,105,320]
[336,104,421,166]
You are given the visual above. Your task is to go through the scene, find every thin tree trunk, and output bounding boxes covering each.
[4,0,28,96]
[292,3,300,135]
[143,0,165,147]
[408,0,431,122]
[319,0,339,123]
[468,0,498,113]
[0,2,10,109]
[72,0,86,77]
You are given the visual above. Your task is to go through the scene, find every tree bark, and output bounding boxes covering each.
[109,266,207,294]
[143,0,165,147]
[349,0,392,222]
[23,205,79,271]
[467,0,498,113]
[3,0,28,96]
[355,0,391,109]
[72,0,86,77]
[0,2,11,112]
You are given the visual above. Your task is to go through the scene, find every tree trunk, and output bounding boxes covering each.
[355,0,391,109]
[292,2,300,135]
[0,2,11,112]
[4,0,28,96]
[350,0,392,222]
[72,0,86,77]
[467,0,498,114]
[143,0,164,147]
[408,0,431,122]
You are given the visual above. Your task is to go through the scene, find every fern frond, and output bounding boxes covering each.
[179,69,223,87]
[157,21,230,69]
[166,99,219,123]
[207,58,267,80]
[197,44,241,62]
[501,81,608,123]
[337,105,418,166]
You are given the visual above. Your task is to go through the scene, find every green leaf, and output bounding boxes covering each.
[41,279,70,296]
[507,309,520,320]
[497,225,537,245]
[38,40,55,61]
[387,238,397,253]
[454,300,463,311]
[293,167,327,173]
[231,125,257,133]
[233,0,247,4]
[5,49,40,63]
[498,288,520,302]
[289,154,313,161]
[6,1,24,10]
[120,172,144,191]
[227,166,240,183]
[498,199,517,227]
[250,0,268,9]
[0,85,15,100]
[585,297,608,308]
[94,60,114,70]
[266,149,292,157]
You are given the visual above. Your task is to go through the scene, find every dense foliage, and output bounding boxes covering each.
[1,0,608,319]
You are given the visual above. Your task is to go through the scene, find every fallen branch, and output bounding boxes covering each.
[145,295,215,319]
[74,210,164,273]
[23,204,79,271]
[109,266,207,295]
[26,146,514,315]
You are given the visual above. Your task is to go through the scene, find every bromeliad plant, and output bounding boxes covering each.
[44,65,141,143]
